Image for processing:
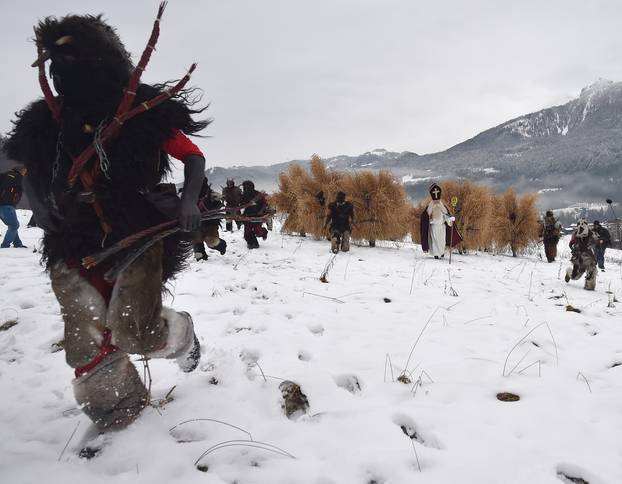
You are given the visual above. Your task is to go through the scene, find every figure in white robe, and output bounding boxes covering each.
[420,183,462,258]
[427,200,452,257]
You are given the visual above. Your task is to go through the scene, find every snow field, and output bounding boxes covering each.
[1,210,621,484]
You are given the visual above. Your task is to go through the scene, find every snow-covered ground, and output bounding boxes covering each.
[1,210,622,484]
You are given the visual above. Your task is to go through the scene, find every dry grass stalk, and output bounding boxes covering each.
[384,353,395,382]
[576,372,593,393]
[503,321,558,377]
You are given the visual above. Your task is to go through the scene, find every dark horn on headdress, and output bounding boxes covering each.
[55,35,73,45]
[31,50,51,68]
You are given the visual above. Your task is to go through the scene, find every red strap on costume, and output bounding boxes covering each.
[74,329,117,378]
[162,129,204,161]
[66,259,114,304]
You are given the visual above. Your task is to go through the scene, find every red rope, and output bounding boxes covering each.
[74,329,117,378]
[115,1,167,117]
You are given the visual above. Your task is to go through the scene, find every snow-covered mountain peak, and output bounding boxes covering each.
[496,79,622,140]
[579,78,614,99]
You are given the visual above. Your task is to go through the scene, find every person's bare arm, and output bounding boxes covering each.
[178,154,205,231]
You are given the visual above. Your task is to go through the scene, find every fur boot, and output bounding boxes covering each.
[146,308,201,372]
[565,248,597,291]
[73,352,148,432]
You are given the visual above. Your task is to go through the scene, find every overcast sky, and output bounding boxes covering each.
[2,0,622,168]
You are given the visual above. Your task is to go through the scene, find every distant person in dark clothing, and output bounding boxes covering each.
[539,210,562,262]
[241,180,268,249]
[0,167,27,248]
[592,220,611,271]
[324,191,355,254]
[193,177,227,260]
[222,179,243,232]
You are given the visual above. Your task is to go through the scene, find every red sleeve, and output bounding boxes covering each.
[161,129,204,161]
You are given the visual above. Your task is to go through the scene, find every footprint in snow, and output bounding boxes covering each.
[307,323,324,336]
[392,413,443,449]
[366,474,386,484]
[169,421,213,443]
[2,349,23,363]
[298,350,312,361]
[228,325,265,335]
[556,462,606,484]
[334,374,362,394]
[239,348,261,365]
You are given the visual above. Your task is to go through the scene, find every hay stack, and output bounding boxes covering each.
[341,170,411,243]
[440,180,494,251]
[295,155,342,239]
[492,189,540,256]
[273,158,412,244]
[271,165,307,235]
[409,200,427,244]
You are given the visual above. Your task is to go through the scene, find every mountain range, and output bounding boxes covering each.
[207,79,622,208]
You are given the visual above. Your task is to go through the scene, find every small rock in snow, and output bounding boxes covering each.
[497,392,520,402]
[279,380,310,419]
[0,320,18,331]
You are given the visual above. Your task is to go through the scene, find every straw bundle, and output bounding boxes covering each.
[340,170,411,242]
[492,189,540,257]
[409,200,428,244]
[440,180,494,251]
[295,155,343,239]
[271,165,306,235]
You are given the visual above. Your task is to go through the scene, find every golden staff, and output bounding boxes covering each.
[449,196,458,265]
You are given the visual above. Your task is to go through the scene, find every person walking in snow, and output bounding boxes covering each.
[591,220,611,271]
[222,178,242,232]
[539,210,562,262]
[0,167,28,248]
[241,180,268,249]
[420,183,462,259]
[6,9,206,433]
[190,177,227,261]
[324,191,355,254]
[565,219,597,290]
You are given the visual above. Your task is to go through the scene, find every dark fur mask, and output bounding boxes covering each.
[34,15,133,105]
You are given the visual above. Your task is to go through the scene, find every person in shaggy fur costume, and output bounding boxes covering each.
[565,219,597,291]
[5,5,209,432]
[191,177,227,261]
